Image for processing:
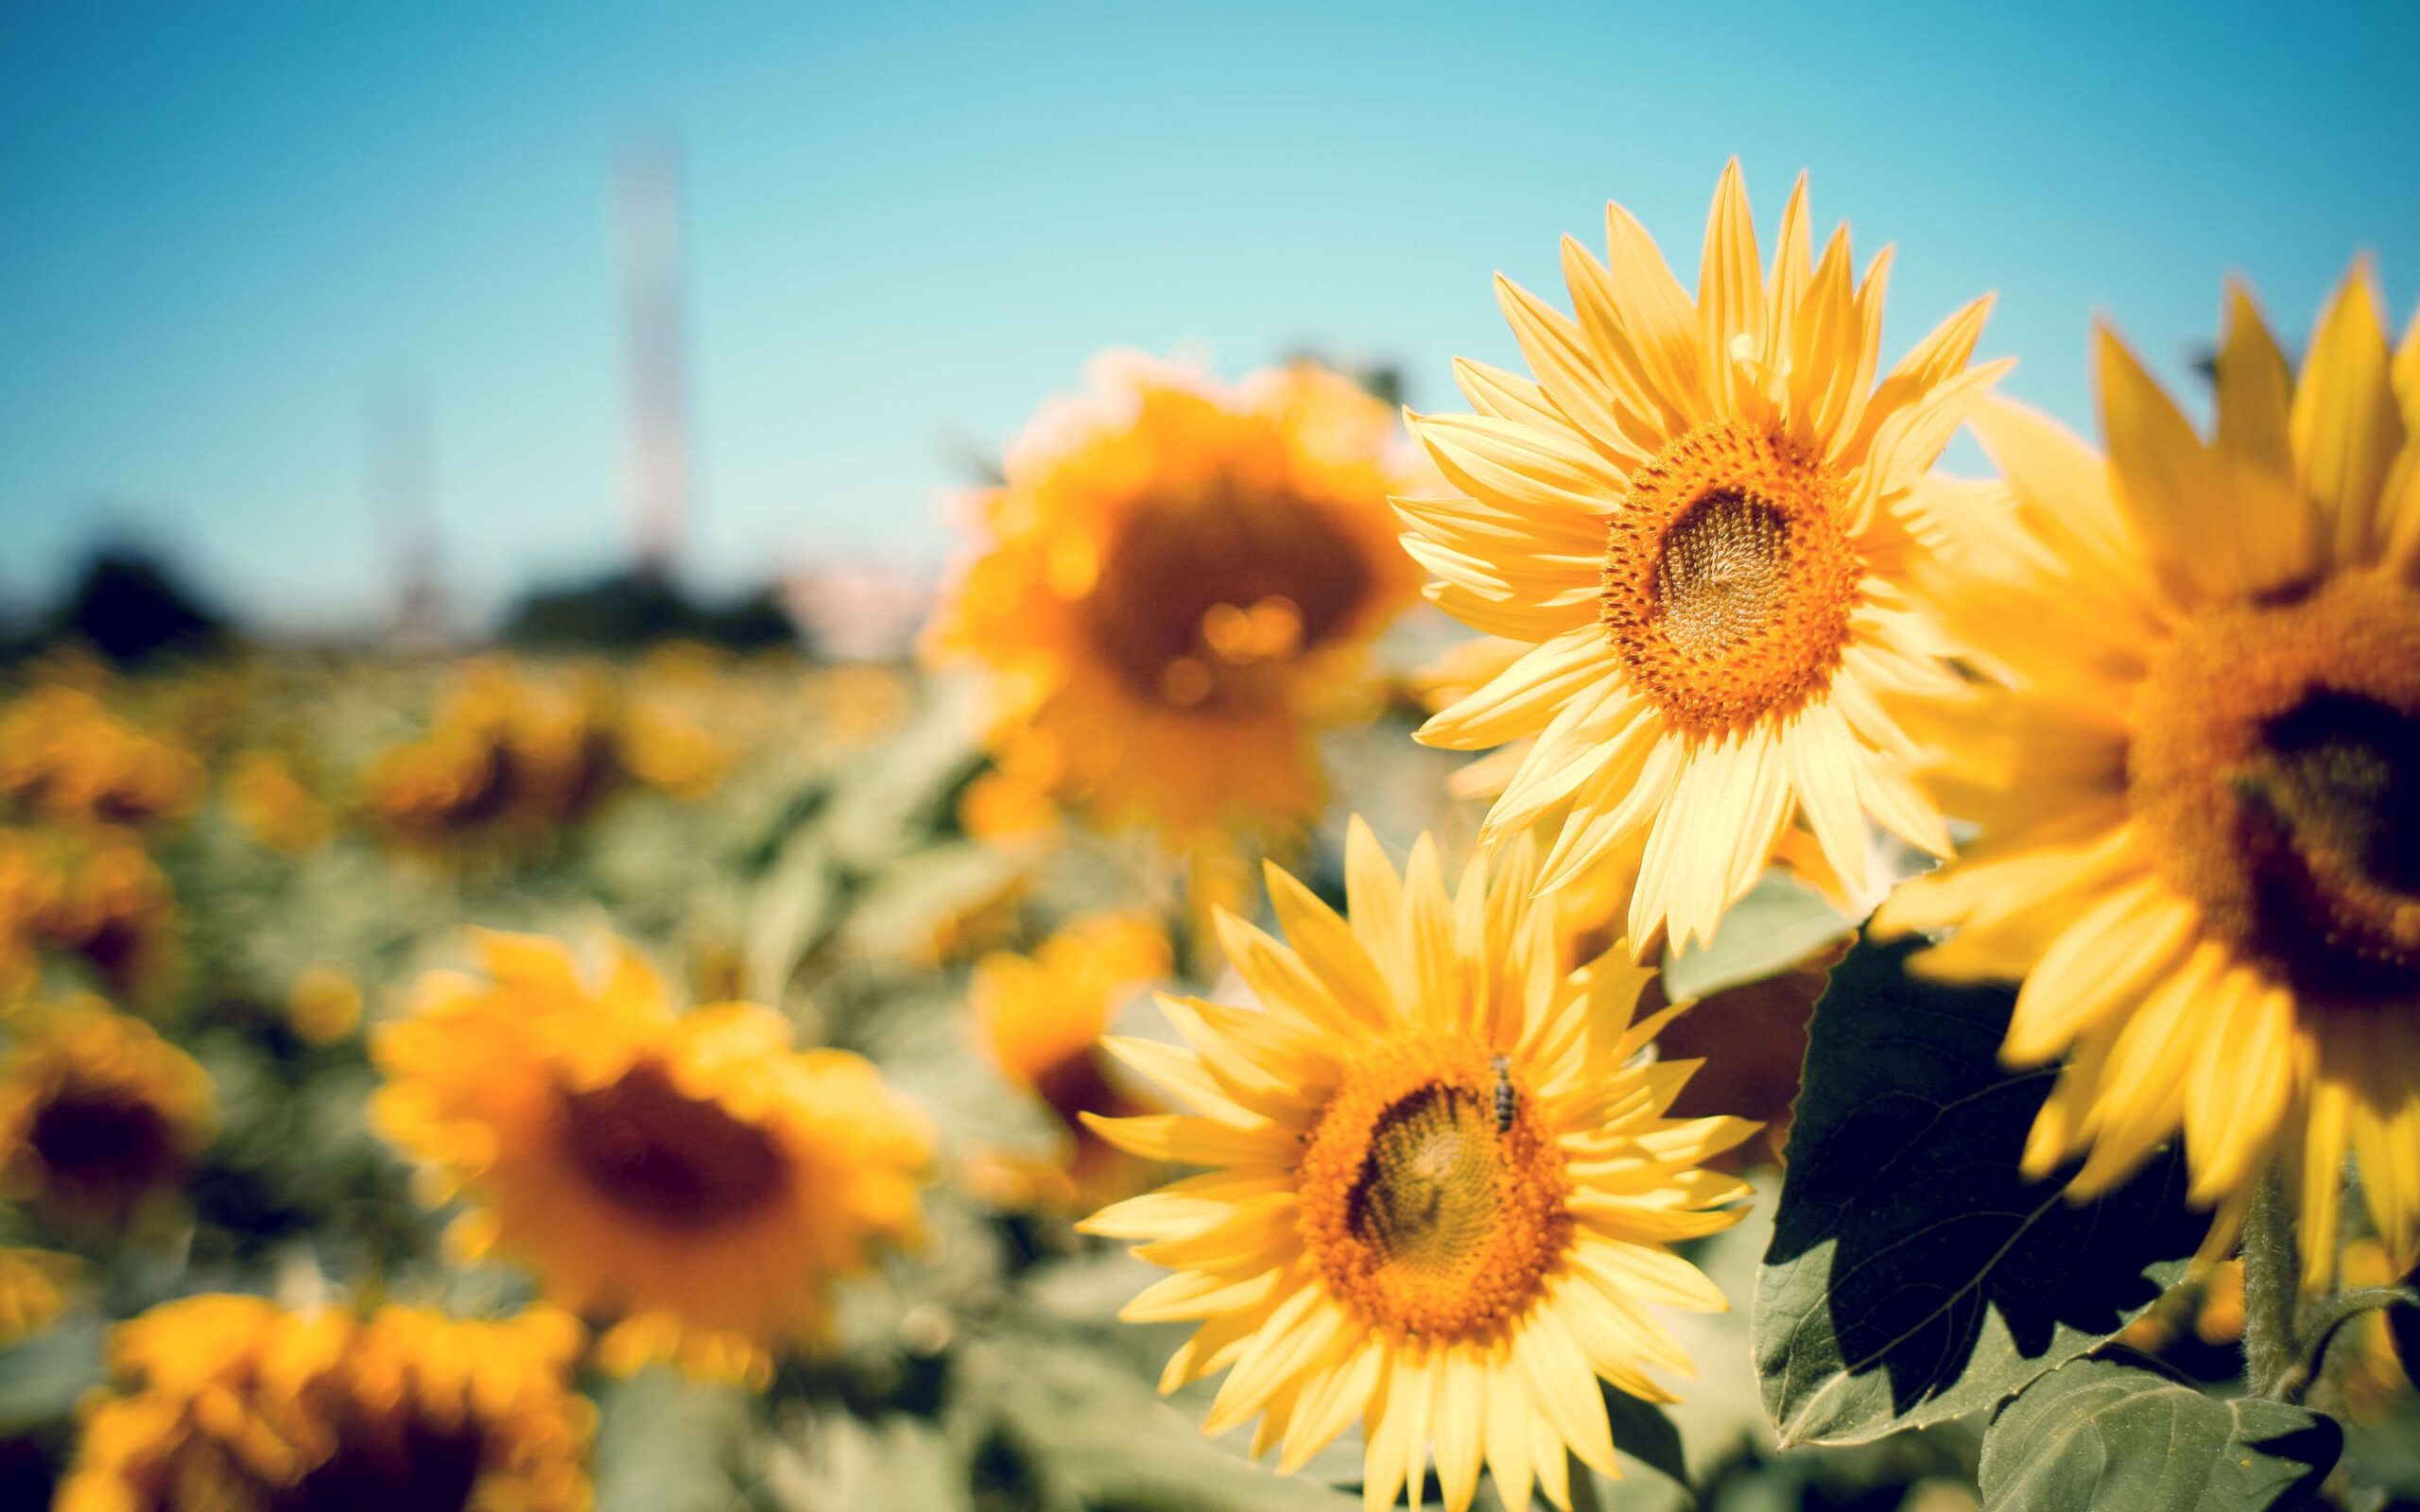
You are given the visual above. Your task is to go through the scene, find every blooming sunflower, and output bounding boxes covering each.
[1401,162,2006,954]
[970,912,1168,1207]
[926,355,1425,841]
[1080,820,1754,1511]
[1876,266,2420,1284]
[0,684,202,828]
[0,1000,214,1219]
[58,1296,594,1512]
[372,932,931,1383]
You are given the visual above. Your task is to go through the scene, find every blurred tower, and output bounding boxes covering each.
[615,139,690,577]
[367,377,444,646]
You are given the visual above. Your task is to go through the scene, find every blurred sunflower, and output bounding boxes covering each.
[0,1000,214,1219]
[1080,821,1754,1510]
[0,685,203,828]
[59,1295,593,1512]
[372,932,931,1383]
[970,913,1167,1208]
[285,964,364,1046]
[1876,267,2420,1283]
[926,356,1424,842]
[224,747,334,853]
[0,826,181,998]
[0,1246,78,1348]
[362,661,625,851]
[1401,162,2004,954]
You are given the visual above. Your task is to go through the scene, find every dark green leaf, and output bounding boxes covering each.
[1755,940,2207,1445]
[1599,1384,1692,1503]
[1979,1353,2338,1511]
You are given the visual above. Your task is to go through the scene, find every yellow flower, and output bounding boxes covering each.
[362,661,625,851]
[0,999,214,1218]
[0,1246,78,1348]
[927,356,1424,841]
[225,747,333,853]
[1876,265,2420,1285]
[0,685,202,828]
[2336,1239,2414,1423]
[285,964,364,1046]
[970,914,1167,1207]
[372,932,931,1383]
[1402,162,2005,954]
[1080,821,1754,1511]
[0,825,180,998]
[58,1295,594,1512]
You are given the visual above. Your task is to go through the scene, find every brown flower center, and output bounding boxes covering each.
[2129,571,2420,1005]
[1080,478,1371,713]
[26,1085,179,1208]
[557,1060,786,1230]
[1601,421,1860,738]
[1296,1033,1568,1343]
[276,1410,487,1512]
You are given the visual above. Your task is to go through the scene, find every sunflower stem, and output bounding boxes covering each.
[2242,1161,2304,1400]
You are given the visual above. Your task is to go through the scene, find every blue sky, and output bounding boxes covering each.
[2,2,2414,630]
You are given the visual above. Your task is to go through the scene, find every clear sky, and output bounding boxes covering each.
[3,2,2415,631]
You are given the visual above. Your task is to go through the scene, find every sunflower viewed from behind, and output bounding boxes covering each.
[927,356,1424,842]
[1877,266,2420,1283]
[1081,820,1754,1511]
[59,1296,594,1512]
[372,931,931,1383]
[1402,162,2005,953]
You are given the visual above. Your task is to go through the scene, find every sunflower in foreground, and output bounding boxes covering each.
[0,1000,214,1220]
[59,1295,593,1512]
[1401,162,2005,954]
[372,932,931,1383]
[1081,820,1754,1511]
[1876,266,2420,1283]
[926,355,1424,841]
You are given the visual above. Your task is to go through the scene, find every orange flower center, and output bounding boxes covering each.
[2130,571,2420,1005]
[1081,480,1371,713]
[556,1061,786,1231]
[1296,1031,1569,1343]
[1600,421,1860,739]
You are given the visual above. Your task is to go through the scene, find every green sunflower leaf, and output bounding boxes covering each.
[1978,1352,2338,1511]
[1754,938,2208,1445]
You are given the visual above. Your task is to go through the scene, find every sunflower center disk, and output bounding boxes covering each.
[1080,477,1371,713]
[1297,1033,1569,1343]
[1601,421,1859,739]
[26,1086,178,1205]
[2129,572,2420,1004]
[557,1061,787,1231]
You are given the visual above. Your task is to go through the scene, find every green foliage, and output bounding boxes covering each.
[1755,940,2208,1446]
[1978,1353,2338,1511]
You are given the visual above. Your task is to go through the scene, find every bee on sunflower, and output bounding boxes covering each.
[58,1296,594,1512]
[1400,162,2006,954]
[1877,266,2420,1285]
[1082,820,1755,1510]
[926,355,1425,846]
[372,931,932,1384]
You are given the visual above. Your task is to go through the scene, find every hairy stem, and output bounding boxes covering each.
[2242,1161,2305,1400]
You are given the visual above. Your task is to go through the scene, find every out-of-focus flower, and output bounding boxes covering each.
[2337,1239,2415,1422]
[1878,266,2420,1286]
[372,932,931,1384]
[224,747,334,853]
[361,661,621,851]
[970,914,1167,1208]
[0,1246,78,1348]
[285,964,364,1046]
[958,765,1061,845]
[1401,163,2004,954]
[58,1296,594,1512]
[926,356,1424,844]
[0,999,214,1218]
[616,697,730,801]
[0,826,180,999]
[1081,823,1754,1511]
[0,685,203,828]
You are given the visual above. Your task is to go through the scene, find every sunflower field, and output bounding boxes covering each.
[2,165,2418,1512]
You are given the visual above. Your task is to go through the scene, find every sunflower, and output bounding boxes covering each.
[1400,162,2005,954]
[58,1296,594,1512]
[361,661,626,852]
[0,684,202,828]
[285,964,364,1046]
[372,932,931,1383]
[225,747,335,854]
[1080,820,1754,1510]
[926,355,1424,841]
[0,1000,214,1219]
[1876,266,2420,1284]
[970,913,1168,1207]
[0,1246,77,1348]
[0,825,180,998]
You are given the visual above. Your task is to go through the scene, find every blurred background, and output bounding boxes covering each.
[3,1,2415,649]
